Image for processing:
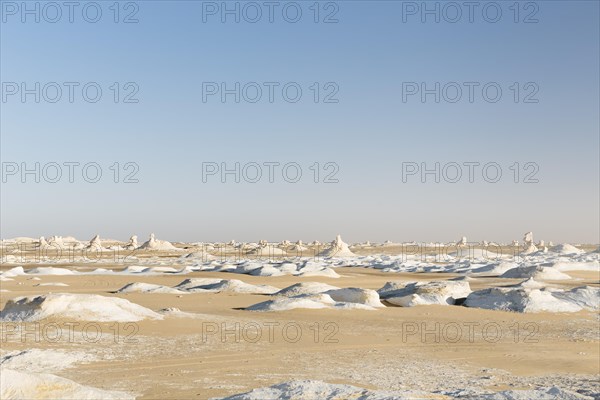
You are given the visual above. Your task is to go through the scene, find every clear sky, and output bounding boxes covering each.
[1,0,598,244]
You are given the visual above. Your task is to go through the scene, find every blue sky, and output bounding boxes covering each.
[1,1,598,243]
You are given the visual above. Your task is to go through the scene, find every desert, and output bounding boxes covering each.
[1,233,598,399]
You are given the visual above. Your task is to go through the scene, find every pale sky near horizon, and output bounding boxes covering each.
[1,1,598,244]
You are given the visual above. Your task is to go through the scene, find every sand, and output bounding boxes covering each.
[0,241,598,399]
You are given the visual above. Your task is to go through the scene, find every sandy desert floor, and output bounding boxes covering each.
[0,240,599,399]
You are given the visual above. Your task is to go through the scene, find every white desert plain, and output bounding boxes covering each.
[3,0,600,397]
[0,232,598,399]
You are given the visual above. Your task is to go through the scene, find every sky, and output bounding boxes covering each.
[1,0,599,244]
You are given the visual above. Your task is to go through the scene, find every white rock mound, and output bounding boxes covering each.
[0,293,162,322]
[1,267,25,277]
[248,265,286,276]
[521,231,538,255]
[500,265,572,280]
[515,278,546,289]
[85,234,104,250]
[287,240,308,253]
[379,281,471,306]
[471,262,518,275]
[325,288,384,307]
[296,267,340,278]
[174,278,278,294]
[247,293,379,312]
[185,250,215,260]
[464,288,584,313]
[138,233,179,251]
[551,243,584,255]
[192,279,279,294]
[550,261,599,272]
[552,286,600,311]
[246,294,336,311]
[24,267,75,275]
[121,266,149,273]
[0,369,134,400]
[116,282,185,294]
[124,235,138,250]
[476,386,593,399]
[521,244,539,255]
[36,236,49,248]
[317,235,356,258]
[174,278,225,291]
[218,379,432,400]
[273,282,340,297]
[248,245,287,257]
[0,349,93,373]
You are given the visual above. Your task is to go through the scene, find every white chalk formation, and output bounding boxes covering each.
[326,287,384,307]
[219,381,592,400]
[115,282,186,294]
[465,286,599,313]
[379,281,471,306]
[124,235,138,250]
[317,235,356,258]
[37,236,49,248]
[551,243,584,255]
[174,278,279,294]
[85,234,103,250]
[287,240,308,253]
[139,233,179,251]
[273,282,341,297]
[0,369,134,400]
[248,242,288,256]
[218,379,433,400]
[522,231,539,255]
[0,293,163,322]
[246,293,379,311]
[500,265,572,280]
[184,249,215,260]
